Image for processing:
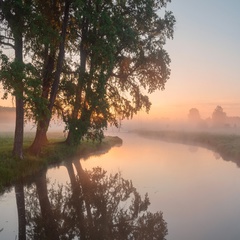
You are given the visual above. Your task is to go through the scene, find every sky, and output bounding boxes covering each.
[147,0,240,120]
[1,0,240,121]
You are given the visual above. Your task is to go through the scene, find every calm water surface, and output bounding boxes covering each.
[1,132,240,239]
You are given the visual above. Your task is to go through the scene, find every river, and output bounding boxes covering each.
[1,132,240,239]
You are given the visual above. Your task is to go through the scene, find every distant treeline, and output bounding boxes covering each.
[0,106,15,112]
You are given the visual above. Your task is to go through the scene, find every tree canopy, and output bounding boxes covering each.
[188,108,201,123]
[0,0,175,155]
[212,105,227,127]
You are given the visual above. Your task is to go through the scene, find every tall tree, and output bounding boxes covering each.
[0,0,30,158]
[1,0,175,153]
[62,0,175,144]
[188,108,201,123]
[212,105,227,127]
[28,0,71,155]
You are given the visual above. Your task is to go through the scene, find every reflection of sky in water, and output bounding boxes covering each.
[0,190,18,240]
[1,132,240,240]
[78,133,240,240]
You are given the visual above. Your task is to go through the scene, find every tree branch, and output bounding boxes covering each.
[0,40,15,49]
[0,34,15,41]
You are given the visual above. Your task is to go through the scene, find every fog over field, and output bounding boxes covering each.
[0,107,64,133]
[2,105,240,136]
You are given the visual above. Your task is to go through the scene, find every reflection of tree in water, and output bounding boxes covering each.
[23,161,168,240]
[15,182,26,240]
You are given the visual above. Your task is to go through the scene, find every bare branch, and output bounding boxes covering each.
[62,70,79,75]
[0,40,15,49]
[0,34,14,41]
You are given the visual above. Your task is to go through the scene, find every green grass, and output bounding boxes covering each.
[0,132,122,193]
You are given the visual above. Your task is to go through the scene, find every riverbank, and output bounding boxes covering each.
[0,132,122,193]
[134,129,240,167]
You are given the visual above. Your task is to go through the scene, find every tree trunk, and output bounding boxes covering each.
[65,161,87,239]
[29,123,49,155]
[15,182,26,240]
[48,0,70,112]
[29,0,70,155]
[13,93,24,159]
[13,23,24,159]
[66,18,88,145]
[29,47,55,155]
[35,171,60,239]
[66,129,74,145]
[74,161,94,231]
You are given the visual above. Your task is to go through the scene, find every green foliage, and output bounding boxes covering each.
[0,51,46,123]
[0,53,16,97]
[60,0,175,144]
[1,0,175,149]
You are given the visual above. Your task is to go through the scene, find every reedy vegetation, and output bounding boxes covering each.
[0,0,175,157]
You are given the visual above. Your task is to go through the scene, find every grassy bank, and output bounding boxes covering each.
[0,132,122,193]
[134,129,240,167]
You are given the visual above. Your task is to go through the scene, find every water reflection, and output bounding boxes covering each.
[16,161,168,240]
[15,183,26,240]
[4,133,240,240]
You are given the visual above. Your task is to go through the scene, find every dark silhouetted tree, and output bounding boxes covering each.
[1,0,175,155]
[188,108,201,124]
[62,0,175,145]
[29,0,71,155]
[212,105,227,127]
[0,0,29,158]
